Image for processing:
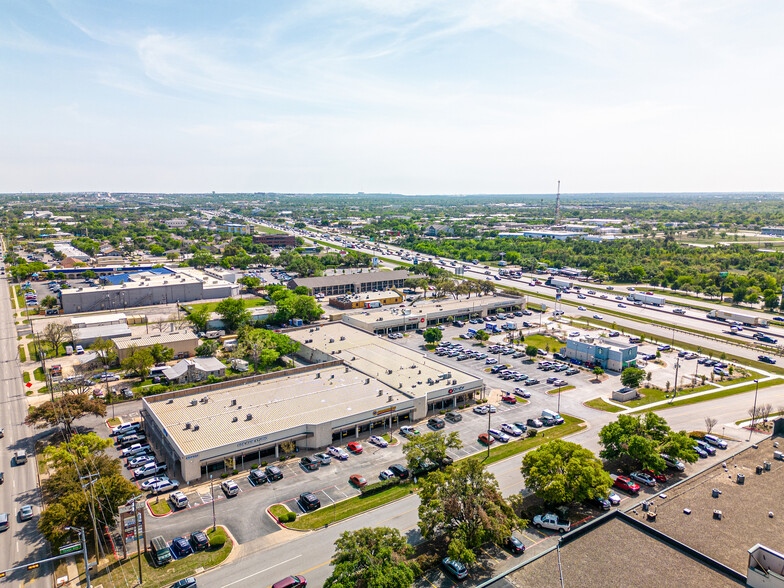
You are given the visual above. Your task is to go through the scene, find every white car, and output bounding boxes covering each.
[368,435,388,448]
[513,387,531,398]
[379,469,394,480]
[501,423,523,437]
[221,480,240,496]
[488,429,510,443]
[150,479,179,494]
[140,476,170,491]
[569,331,580,337]
[399,426,420,438]
[593,314,603,320]
[327,446,350,460]
[577,306,586,311]
[487,404,497,413]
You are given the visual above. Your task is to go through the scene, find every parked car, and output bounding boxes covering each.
[660,453,685,471]
[629,471,657,487]
[758,355,777,364]
[613,475,640,494]
[327,446,350,460]
[501,423,523,437]
[587,495,611,511]
[349,474,367,488]
[171,536,194,558]
[347,442,363,454]
[704,434,728,449]
[478,432,494,445]
[389,464,410,479]
[442,557,469,580]
[249,469,268,485]
[170,577,197,588]
[532,513,571,533]
[221,480,240,496]
[506,535,525,555]
[641,469,667,483]
[399,426,420,438]
[695,439,716,455]
[428,417,445,429]
[299,492,321,511]
[368,435,388,447]
[526,418,543,428]
[300,456,320,471]
[379,469,394,480]
[693,445,708,458]
[473,405,489,415]
[313,452,331,465]
[500,394,517,404]
[190,531,209,551]
[488,429,510,443]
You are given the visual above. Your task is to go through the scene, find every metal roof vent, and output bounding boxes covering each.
[184,422,191,429]
[230,399,237,406]
[232,416,238,422]
[246,413,252,420]
[190,399,198,406]
[193,424,199,431]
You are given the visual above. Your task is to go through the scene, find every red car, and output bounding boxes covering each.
[642,469,667,483]
[347,442,363,454]
[272,576,307,588]
[349,474,367,488]
[501,395,517,404]
[613,475,640,494]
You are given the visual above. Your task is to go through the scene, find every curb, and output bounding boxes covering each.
[145,497,173,518]
[266,503,307,532]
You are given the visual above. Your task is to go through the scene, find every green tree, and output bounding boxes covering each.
[324,527,419,588]
[148,343,174,364]
[418,459,523,565]
[121,347,155,380]
[187,305,212,332]
[215,298,251,332]
[593,366,605,378]
[38,435,137,548]
[238,275,262,292]
[91,337,117,368]
[423,327,442,344]
[196,339,219,357]
[598,413,697,471]
[475,330,490,342]
[42,322,67,357]
[149,244,165,256]
[41,295,59,309]
[525,344,538,359]
[521,440,612,505]
[402,431,462,472]
[25,393,106,437]
[620,367,646,389]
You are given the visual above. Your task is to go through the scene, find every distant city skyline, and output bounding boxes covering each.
[2,1,783,194]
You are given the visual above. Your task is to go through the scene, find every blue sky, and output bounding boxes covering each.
[2,1,783,194]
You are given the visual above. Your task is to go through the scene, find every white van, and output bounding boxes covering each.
[541,409,565,425]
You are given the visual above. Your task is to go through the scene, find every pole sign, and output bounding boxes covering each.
[59,542,81,555]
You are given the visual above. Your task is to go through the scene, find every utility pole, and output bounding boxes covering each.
[749,379,760,441]
[133,494,144,585]
[66,526,91,588]
[554,180,561,226]
[670,361,680,403]
[80,473,102,561]
[210,475,216,531]
[557,383,562,415]
[486,409,492,460]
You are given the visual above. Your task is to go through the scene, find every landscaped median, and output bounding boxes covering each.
[632,378,784,413]
[279,414,586,530]
[584,397,624,413]
[82,526,233,588]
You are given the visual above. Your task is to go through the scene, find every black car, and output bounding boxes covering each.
[428,417,445,429]
[265,465,284,481]
[587,495,611,511]
[190,530,209,550]
[506,535,525,554]
[300,456,319,471]
[0,472,3,484]
[249,469,268,485]
[389,464,410,479]
[171,536,194,558]
[299,492,321,511]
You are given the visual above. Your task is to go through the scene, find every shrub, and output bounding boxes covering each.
[250,464,257,469]
[232,469,239,475]
[526,429,537,438]
[261,461,268,467]
[220,473,229,479]
[208,530,227,548]
[284,512,297,522]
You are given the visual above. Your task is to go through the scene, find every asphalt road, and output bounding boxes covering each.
[0,260,50,587]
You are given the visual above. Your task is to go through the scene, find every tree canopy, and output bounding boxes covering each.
[418,459,522,565]
[423,327,442,344]
[521,440,612,505]
[215,297,251,332]
[620,367,646,389]
[402,431,461,472]
[25,393,106,436]
[324,527,419,588]
[598,413,697,471]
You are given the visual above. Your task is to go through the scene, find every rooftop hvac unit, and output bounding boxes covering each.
[190,399,198,406]
[315,372,320,379]
[452,379,457,385]
[184,422,191,429]
[246,413,252,420]
[366,378,370,384]
[230,399,237,406]
[166,399,174,404]
[387,369,393,375]
[193,425,199,431]
[388,395,394,402]
[340,336,345,341]
[232,416,238,422]
[200,397,208,403]
[329,338,335,343]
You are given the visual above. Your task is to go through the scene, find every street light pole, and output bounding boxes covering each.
[210,475,216,531]
[66,526,91,588]
[557,384,562,415]
[748,379,760,441]
[487,409,491,460]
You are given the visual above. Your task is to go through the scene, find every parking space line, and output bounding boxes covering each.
[480,546,500,563]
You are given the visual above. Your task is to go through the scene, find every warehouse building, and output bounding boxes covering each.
[329,290,403,310]
[560,335,637,372]
[287,269,409,296]
[113,331,200,360]
[59,268,239,313]
[142,323,482,482]
[343,294,526,335]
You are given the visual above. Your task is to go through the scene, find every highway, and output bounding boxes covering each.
[0,245,49,587]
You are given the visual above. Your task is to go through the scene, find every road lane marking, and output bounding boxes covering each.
[220,554,302,587]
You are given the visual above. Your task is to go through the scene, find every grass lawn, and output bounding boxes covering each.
[253,225,285,234]
[88,526,232,588]
[381,433,397,444]
[286,484,412,530]
[18,345,26,362]
[23,371,31,383]
[33,367,46,381]
[27,342,38,361]
[546,385,575,394]
[584,398,624,412]
[149,499,172,516]
[521,334,562,352]
[269,504,291,520]
[107,417,121,427]
[623,385,714,408]
[186,298,270,313]
[633,378,784,413]
[483,415,585,465]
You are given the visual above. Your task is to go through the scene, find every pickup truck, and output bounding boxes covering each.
[532,513,571,534]
[134,462,168,479]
